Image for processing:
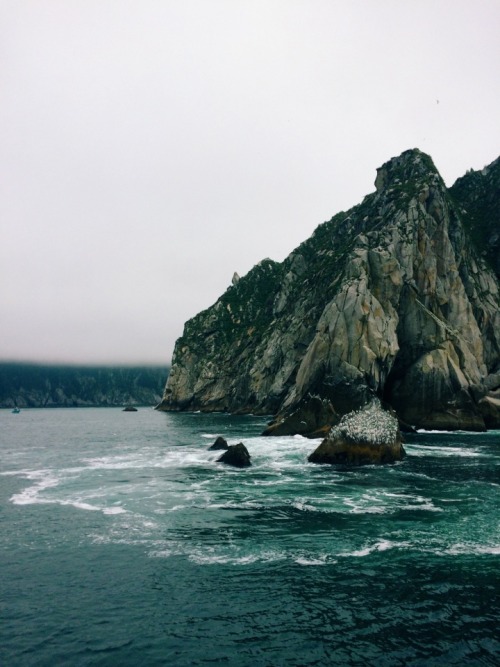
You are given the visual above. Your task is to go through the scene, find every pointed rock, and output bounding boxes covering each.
[217,443,251,468]
[208,436,229,451]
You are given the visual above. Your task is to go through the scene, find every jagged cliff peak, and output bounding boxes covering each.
[158,149,500,431]
[374,148,440,193]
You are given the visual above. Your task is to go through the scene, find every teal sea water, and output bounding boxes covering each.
[1,408,498,666]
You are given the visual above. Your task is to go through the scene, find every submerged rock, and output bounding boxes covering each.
[308,401,404,466]
[208,436,229,450]
[217,443,252,468]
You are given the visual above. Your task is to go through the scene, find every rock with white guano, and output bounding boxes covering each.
[308,401,405,465]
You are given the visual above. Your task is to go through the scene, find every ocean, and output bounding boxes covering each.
[1,408,498,666]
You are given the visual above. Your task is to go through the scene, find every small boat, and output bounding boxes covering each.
[12,407,20,414]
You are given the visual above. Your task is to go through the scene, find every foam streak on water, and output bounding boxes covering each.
[0,409,498,666]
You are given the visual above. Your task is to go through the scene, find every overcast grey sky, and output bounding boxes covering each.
[1,0,499,365]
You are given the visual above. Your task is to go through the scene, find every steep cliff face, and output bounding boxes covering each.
[158,149,500,431]
[449,156,500,280]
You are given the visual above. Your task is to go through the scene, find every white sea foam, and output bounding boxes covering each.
[416,429,455,434]
[10,469,60,505]
[103,506,127,515]
[407,444,482,457]
[415,429,484,435]
[294,555,331,566]
[187,549,287,565]
[292,500,318,512]
[342,494,387,514]
[443,543,500,556]
[68,501,101,511]
[381,491,422,500]
[378,491,443,512]
[83,454,148,469]
[204,500,263,510]
[244,476,294,487]
[345,504,387,515]
[340,539,411,557]
[8,467,132,516]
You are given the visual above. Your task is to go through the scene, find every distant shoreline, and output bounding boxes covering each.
[0,363,169,409]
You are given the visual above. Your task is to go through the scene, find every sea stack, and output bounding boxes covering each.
[217,443,252,468]
[308,401,404,465]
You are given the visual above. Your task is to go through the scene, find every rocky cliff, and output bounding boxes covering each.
[449,156,500,280]
[158,149,500,431]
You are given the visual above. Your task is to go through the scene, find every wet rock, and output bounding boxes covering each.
[217,443,252,468]
[208,436,229,451]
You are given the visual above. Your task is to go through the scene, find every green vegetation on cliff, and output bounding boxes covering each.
[0,363,169,408]
[449,157,500,279]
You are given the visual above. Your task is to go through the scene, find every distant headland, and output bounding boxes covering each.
[0,362,169,408]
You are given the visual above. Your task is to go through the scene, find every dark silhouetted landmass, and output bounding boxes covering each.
[0,363,169,408]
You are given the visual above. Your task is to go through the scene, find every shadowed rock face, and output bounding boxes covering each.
[450,157,500,281]
[158,149,500,432]
[208,436,229,451]
[308,401,405,466]
[262,395,339,438]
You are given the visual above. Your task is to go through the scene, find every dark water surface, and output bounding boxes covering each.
[1,408,498,666]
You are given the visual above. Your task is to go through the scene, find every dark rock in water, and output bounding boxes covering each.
[263,395,339,438]
[209,436,229,450]
[217,443,251,468]
[308,401,404,466]
[123,406,138,412]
